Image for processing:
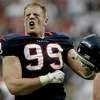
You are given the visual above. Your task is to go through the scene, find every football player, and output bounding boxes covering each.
[0,2,96,100]
[77,34,100,100]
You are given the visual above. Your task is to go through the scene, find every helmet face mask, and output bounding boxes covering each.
[77,34,100,72]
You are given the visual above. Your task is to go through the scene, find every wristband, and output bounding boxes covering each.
[40,75,49,86]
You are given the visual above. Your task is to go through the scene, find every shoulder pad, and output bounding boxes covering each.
[4,33,23,41]
[52,32,71,38]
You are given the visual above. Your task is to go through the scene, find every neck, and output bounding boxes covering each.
[25,32,45,38]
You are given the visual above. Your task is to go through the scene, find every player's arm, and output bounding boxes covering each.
[3,56,64,95]
[67,49,95,80]
[93,73,100,100]
[3,56,42,95]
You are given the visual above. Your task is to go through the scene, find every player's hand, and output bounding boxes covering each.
[47,70,64,83]
[40,70,64,86]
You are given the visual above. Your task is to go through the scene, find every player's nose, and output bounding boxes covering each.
[30,14,35,19]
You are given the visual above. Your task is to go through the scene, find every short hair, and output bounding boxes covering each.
[24,2,47,18]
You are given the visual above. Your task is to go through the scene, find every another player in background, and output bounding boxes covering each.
[91,35,100,100]
[0,2,96,100]
[94,73,100,100]
[76,34,100,100]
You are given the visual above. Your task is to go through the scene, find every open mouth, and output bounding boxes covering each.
[29,21,35,29]
[29,21,35,26]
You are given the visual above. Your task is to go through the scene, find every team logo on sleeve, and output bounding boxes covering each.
[0,43,3,54]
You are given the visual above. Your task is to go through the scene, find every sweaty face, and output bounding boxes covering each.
[24,6,47,37]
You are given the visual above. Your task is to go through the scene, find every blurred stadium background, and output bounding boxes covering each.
[0,0,100,100]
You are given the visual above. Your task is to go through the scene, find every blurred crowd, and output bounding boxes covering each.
[0,0,100,100]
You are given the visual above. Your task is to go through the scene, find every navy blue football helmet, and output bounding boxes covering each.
[77,34,100,72]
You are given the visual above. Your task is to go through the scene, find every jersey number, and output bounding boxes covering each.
[24,43,63,70]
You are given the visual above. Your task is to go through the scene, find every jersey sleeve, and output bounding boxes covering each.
[53,32,74,52]
[0,36,7,56]
[60,34,74,52]
[0,34,22,56]
[61,35,74,64]
[0,36,14,56]
[54,32,74,64]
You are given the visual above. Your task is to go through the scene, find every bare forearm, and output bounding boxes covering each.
[5,70,64,95]
[6,77,42,95]
[67,49,95,79]
[68,49,89,74]
[67,55,90,76]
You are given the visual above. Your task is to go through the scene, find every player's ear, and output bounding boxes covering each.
[24,19,26,28]
[45,18,48,25]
